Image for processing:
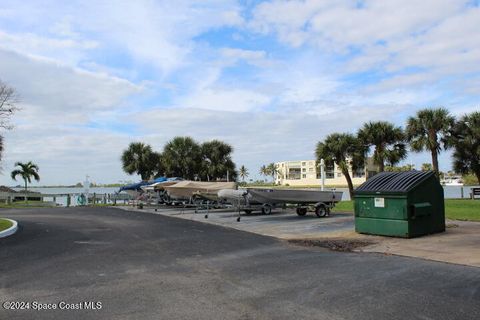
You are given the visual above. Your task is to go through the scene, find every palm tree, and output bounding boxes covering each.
[239,165,249,182]
[121,142,159,181]
[451,112,480,184]
[200,140,236,181]
[162,137,202,180]
[406,108,455,177]
[259,165,269,181]
[358,121,407,172]
[11,161,40,202]
[316,133,366,198]
[267,163,277,183]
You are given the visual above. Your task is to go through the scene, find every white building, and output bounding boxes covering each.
[274,158,377,187]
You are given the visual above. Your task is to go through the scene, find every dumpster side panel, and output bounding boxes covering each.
[355,195,407,220]
[355,217,410,237]
[408,176,445,237]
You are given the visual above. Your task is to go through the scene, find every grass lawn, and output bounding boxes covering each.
[0,200,56,208]
[332,199,480,221]
[0,218,13,232]
[444,200,480,221]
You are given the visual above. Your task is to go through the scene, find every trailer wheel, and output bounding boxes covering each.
[244,209,253,215]
[296,208,307,216]
[262,205,272,215]
[315,205,327,217]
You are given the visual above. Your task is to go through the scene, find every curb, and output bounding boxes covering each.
[0,219,18,238]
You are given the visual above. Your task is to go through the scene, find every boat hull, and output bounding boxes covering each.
[247,188,342,205]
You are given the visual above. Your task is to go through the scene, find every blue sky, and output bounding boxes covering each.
[0,0,479,185]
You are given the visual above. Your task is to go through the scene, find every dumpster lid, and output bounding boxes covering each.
[355,171,435,193]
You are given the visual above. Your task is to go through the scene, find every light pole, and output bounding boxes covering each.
[320,159,325,191]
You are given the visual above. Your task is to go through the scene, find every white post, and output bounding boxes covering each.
[320,159,325,191]
[84,175,90,205]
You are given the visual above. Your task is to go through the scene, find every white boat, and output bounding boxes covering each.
[441,176,464,186]
[153,180,183,191]
[163,181,236,201]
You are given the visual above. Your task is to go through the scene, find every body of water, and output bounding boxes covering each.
[12,185,479,205]
[336,185,480,201]
[12,187,121,206]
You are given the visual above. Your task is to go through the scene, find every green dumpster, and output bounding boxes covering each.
[354,171,445,238]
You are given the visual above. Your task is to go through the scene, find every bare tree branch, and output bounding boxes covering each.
[0,79,20,130]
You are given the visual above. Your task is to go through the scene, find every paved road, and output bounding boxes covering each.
[1,207,479,320]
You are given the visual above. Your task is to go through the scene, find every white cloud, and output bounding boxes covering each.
[220,48,268,66]
[179,88,271,112]
[0,48,143,185]
[250,0,479,80]
[0,49,141,119]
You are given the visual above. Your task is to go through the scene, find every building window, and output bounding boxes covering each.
[326,164,334,179]
[353,168,365,178]
[302,174,306,178]
[288,168,301,180]
[302,168,306,172]
[308,168,313,172]
[302,162,306,166]
[337,172,342,177]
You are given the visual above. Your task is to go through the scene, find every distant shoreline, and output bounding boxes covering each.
[9,185,123,189]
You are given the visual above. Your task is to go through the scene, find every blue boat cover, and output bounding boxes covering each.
[118,177,183,192]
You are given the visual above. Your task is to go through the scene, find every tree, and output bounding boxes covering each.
[259,165,269,181]
[267,163,277,183]
[421,163,433,171]
[0,79,19,163]
[358,121,407,172]
[385,164,415,172]
[121,142,159,181]
[451,112,480,184]
[0,79,19,130]
[316,133,366,198]
[239,165,249,182]
[200,140,236,181]
[11,161,40,202]
[162,137,202,180]
[406,108,455,177]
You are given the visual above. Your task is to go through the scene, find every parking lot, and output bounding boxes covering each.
[122,204,480,267]
[129,206,355,239]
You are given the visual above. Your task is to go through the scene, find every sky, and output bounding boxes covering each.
[0,0,479,186]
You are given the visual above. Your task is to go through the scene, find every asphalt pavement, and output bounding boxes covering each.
[1,207,479,320]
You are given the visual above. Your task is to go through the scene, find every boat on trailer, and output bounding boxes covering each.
[247,188,342,204]
[219,188,342,217]
[163,181,236,203]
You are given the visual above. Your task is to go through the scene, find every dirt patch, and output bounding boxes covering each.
[288,239,375,252]
[446,223,459,228]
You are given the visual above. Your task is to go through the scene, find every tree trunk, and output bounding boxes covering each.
[24,179,28,203]
[378,160,384,172]
[375,148,385,172]
[343,168,355,200]
[431,150,439,178]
